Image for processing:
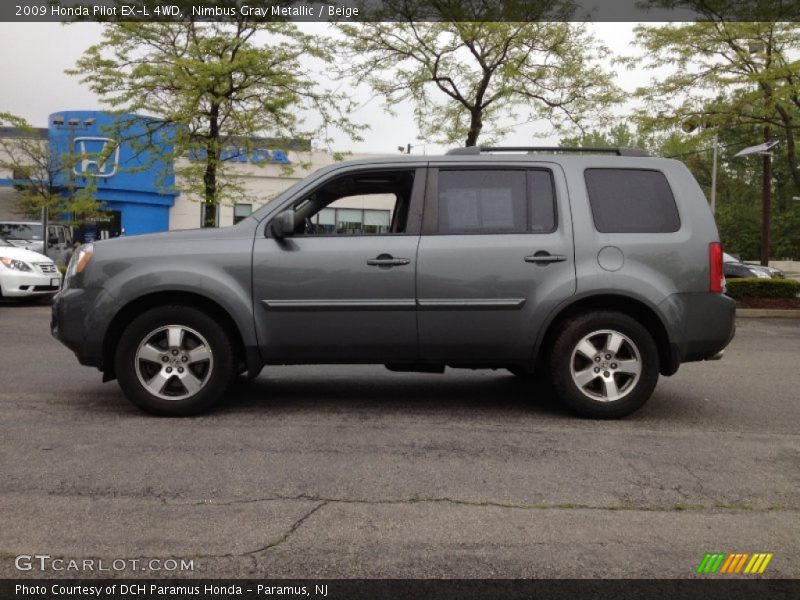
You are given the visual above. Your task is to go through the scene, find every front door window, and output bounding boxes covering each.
[290,170,415,236]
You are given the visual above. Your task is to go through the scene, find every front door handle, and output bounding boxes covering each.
[367,254,411,267]
[524,251,567,264]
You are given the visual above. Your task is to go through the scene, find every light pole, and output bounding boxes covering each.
[761,129,771,268]
[735,139,779,267]
[710,134,719,215]
[397,143,426,155]
[681,121,720,215]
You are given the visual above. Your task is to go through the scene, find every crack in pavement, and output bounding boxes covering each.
[188,493,795,514]
[4,488,794,514]
[1,494,794,570]
[244,500,329,556]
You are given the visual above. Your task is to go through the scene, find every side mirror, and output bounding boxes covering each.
[270,210,295,239]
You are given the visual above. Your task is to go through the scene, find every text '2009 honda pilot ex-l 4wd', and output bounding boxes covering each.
[52,146,735,418]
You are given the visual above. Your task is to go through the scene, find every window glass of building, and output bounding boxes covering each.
[233,203,252,224]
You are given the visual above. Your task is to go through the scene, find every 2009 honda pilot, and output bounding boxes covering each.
[52,147,736,418]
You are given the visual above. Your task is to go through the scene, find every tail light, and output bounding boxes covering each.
[709,242,724,293]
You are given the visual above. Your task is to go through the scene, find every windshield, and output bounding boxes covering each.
[249,179,308,221]
[0,237,12,247]
[0,223,43,241]
[723,253,738,263]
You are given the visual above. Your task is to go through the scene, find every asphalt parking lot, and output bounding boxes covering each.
[0,302,798,579]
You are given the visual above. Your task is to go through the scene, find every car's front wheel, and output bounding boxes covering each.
[115,305,234,416]
[550,311,659,418]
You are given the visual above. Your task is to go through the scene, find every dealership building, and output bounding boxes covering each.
[0,110,394,239]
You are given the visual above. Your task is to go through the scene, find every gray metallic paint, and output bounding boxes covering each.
[52,153,735,378]
[415,161,576,364]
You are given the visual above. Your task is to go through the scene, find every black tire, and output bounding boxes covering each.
[114,305,235,416]
[549,311,659,418]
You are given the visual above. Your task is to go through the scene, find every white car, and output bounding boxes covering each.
[0,237,62,299]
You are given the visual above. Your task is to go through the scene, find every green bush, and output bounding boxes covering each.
[726,277,800,299]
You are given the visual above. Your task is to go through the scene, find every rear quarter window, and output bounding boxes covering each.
[584,168,681,233]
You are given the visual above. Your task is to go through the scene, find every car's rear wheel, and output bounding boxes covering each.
[550,311,659,418]
[115,305,234,416]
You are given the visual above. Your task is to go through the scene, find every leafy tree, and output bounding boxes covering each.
[628,21,800,263]
[68,10,362,207]
[339,13,620,147]
[638,0,799,24]
[0,112,99,221]
[560,123,651,150]
[561,123,800,260]
[629,21,800,190]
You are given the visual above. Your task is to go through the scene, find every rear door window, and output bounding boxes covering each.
[437,169,555,234]
[584,169,680,233]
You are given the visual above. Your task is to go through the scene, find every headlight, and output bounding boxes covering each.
[64,243,94,286]
[0,257,33,272]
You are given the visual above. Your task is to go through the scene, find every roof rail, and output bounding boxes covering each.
[445,146,650,157]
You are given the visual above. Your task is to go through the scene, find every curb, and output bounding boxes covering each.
[736,309,800,319]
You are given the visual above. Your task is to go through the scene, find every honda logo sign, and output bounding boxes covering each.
[73,137,120,178]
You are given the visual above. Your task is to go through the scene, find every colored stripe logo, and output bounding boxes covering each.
[696,552,773,574]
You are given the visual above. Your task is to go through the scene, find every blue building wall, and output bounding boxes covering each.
[48,110,177,236]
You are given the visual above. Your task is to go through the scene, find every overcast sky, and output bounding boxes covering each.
[0,22,653,155]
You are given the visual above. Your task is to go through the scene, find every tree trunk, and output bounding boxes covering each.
[204,106,220,205]
[464,109,483,147]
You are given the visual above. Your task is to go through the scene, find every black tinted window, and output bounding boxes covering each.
[585,169,680,233]
[438,170,526,233]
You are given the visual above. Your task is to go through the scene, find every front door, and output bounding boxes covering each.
[416,165,576,365]
[252,167,426,363]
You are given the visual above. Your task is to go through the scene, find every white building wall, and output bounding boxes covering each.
[0,186,21,220]
[0,151,24,220]
[169,150,397,230]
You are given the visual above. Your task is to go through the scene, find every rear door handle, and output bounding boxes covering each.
[367,254,411,267]
[524,251,567,264]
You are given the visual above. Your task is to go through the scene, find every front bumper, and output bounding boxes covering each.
[51,286,107,368]
[1,269,61,297]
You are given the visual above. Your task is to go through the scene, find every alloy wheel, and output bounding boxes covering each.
[569,329,641,402]
[134,325,213,400]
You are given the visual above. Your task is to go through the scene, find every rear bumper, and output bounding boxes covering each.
[660,292,736,370]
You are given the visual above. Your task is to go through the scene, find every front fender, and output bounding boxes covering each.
[79,236,257,369]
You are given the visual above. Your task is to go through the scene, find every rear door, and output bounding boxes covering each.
[416,163,576,365]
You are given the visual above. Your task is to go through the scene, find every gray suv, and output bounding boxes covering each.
[52,147,735,418]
